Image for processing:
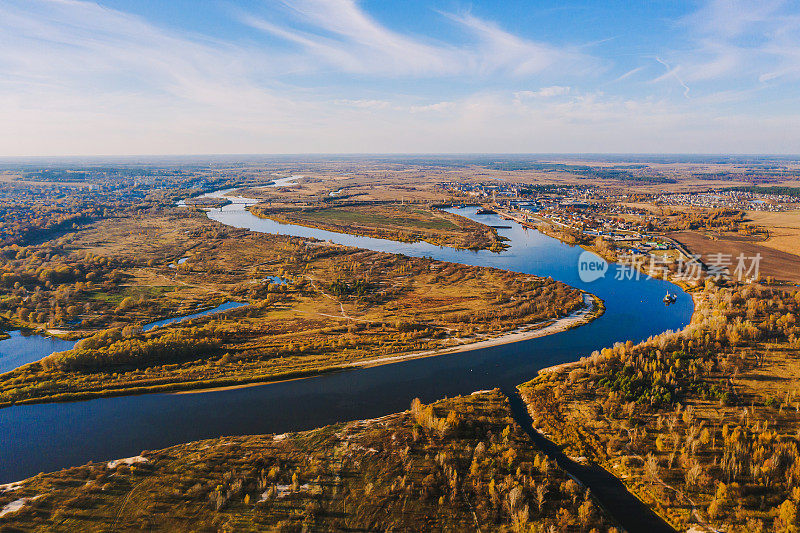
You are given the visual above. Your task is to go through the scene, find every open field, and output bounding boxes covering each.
[0,210,232,336]
[520,283,800,532]
[235,171,454,204]
[0,207,590,406]
[0,171,92,188]
[666,230,800,283]
[0,390,614,532]
[242,157,800,196]
[746,209,800,257]
[251,202,508,251]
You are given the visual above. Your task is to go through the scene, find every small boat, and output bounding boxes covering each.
[663,292,677,304]
[476,207,496,215]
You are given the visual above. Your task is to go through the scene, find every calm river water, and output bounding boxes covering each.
[0,195,692,483]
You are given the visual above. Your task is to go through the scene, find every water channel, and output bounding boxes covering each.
[0,191,692,483]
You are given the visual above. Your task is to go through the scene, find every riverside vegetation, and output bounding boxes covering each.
[0,390,616,532]
[250,202,509,252]
[520,281,800,532]
[0,206,587,406]
[8,159,800,531]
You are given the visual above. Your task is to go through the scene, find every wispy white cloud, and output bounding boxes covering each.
[409,101,455,113]
[609,66,645,84]
[673,0,800,84]
[442,12,598,77]
[242,3,458,76]
[514,86,571,100]
[653,57,691,98]
[330,90,800,154]
[0,0,293,112]
[0,0,798,155]
[0,0,313,155]
[333,99,392,109]
[244,0,599,77]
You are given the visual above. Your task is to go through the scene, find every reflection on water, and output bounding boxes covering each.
[0,331,75,375]
[142,301,246,332]
[0,190,693,483]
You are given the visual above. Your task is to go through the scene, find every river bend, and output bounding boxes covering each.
[0,194,692,482]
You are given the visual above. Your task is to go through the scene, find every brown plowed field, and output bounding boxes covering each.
[667,230,800,284]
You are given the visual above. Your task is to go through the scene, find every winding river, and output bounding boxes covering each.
[0,192,693,483]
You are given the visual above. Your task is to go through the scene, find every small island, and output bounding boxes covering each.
[250,202,509,252]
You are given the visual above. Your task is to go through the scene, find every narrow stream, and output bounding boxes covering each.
[0,302,247,373]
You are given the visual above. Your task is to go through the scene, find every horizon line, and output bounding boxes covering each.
[1,152,800,161]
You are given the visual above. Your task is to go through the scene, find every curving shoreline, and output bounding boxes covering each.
[348,292,602,369]
[0,196,692,485]
[248,205,508,252]
[169,293,602,395]
[0,293,602,408]
[537,292,699,377]
[0,293,604,482]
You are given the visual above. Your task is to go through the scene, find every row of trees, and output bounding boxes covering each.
[42,326,224,371]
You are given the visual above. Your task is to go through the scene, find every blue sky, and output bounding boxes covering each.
[1,0,798,155]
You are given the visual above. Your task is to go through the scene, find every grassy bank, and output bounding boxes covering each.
[0,390,615,532]
[250,202,509,251]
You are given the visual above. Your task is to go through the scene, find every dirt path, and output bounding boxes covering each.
[306,278,350,320]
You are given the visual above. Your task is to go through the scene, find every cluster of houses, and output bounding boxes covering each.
[654,190,797,211]
[440,181,524,200]
[443,180,680,256]
[511,204,676,257]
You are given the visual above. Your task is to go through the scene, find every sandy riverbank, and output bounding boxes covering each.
[171,293,601,396]
[348,292,601,369]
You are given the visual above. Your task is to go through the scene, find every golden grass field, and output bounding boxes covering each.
[746,209,800,257]
[251,202,507,251]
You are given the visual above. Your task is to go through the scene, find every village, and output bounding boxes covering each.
[443,181,681,260]
[441,179,800,286]
[653,189,799,211]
